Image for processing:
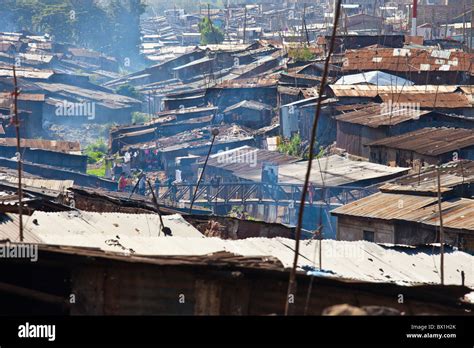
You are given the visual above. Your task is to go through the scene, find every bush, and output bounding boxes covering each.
[84,138,108,164]
[288,46,315,62]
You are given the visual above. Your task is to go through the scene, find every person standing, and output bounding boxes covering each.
[118,173,127,192]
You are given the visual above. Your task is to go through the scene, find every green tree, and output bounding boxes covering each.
[198,17,224,45]
[288,46,315,62]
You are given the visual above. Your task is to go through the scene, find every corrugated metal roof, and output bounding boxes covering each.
[377,92,472,108]
[36,82,141,108]
[335,70,414,86]
[343,48,474,73]
[0,176,74,193]
[223,100,272,113]
[332,191,474,233]
[0,92,45,102]
[209,153,408,186]
[1,212,204,244]
[2,228,473,288]
[0,67,54,80]
[380,160,474,194]
[329,84,459,97]
[215,77,278,88]
[367,128,474,156]
[0,138,80,153]
[335,103,432,127]
[331,192,437,220]
[207,145,299,175]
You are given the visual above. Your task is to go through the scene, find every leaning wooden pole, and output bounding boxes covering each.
[284,0,343,316]
[436,166,445,285]
[12,66,24,242]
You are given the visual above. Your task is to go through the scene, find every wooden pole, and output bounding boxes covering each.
[436,166,445,285]
[12,66,23,242]
[243,5,247,44]
[471,0,474,51]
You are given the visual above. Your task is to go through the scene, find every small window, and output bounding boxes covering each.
[363,230,375,242]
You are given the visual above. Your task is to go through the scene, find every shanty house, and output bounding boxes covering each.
[0,138,87,172]
[223,100,272,129]
[331,192,474,252]
[367,127,474,167]
[335,104,474,158]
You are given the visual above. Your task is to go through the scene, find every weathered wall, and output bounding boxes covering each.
[336,216,395,244]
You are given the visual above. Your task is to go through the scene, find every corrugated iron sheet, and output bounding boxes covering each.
[336,104,431,127]
[332,191,474,233]
[208,153,408,186]
[0,138,80,153]
[367,127,474,156]
[380,160,474,194]
[1,211,204,244]
[3,234,473,288]
[330,84,459,98]
[343,48,474,73]
[377,92,472,108]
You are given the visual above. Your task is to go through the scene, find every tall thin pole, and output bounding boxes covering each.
[243,6,247,44]
[411,0,417,36]
[189,128,219,213]
[12,66,23,242]
[436,166,445,285]
[301,4,306,45]
[284,0,343,316]
[471,0,474,52]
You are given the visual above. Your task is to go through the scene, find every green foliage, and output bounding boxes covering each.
[132,112,151,124]
[198,17,224,45]
[288,46,315,62]
[277,134,325,159]
[84,138,107,164]
[278,134,303,157]
[116,84,141,99]
[87,162,106,177]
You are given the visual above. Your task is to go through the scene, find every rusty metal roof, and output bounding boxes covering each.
[0,92,45,102]
[329,84,460,98]
[214,77,278,88]
[332,191,474,233]
[380,160,474,194]
[367,127,474,156]
[343,48,474,73]
[0,66,54,80]
[3,230,474,288]
[335,103,432,127]
[377,92,472,108]
[0,138,81,153]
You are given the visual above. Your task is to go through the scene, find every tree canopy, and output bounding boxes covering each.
[198,17,224,45]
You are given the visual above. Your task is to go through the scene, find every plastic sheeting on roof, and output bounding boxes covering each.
[334,70,414,86]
